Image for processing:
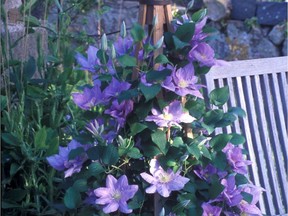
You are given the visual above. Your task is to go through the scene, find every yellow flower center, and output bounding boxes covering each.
[179,80,188,88]
[113,190,122,201]
[159,172,171,183]
[163,113,173,120]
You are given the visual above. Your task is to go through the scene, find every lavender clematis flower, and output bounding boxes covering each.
[220,175,243,207]
[188,43,216,67]
[72,85,103,110]
[103,77,131,101]
[75,45,99,72]
[46,140,90,178]
[140,159,189,197]
[162,63,204,98]
[114,37,134,56]
[222,143,252,175]
[104,100,133,128]
[202,202,222,216]
[145,101,195,128]
[94,175,138,214]
[191,17,208,45]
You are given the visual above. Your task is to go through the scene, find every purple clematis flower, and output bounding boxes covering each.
[222,143,252,175]
[75,45,99,72]
[145,101,195,128]
[202,202,222,216]
[219,175,243,207]
[194,164,227,182]
[191,17,208,45]
[104,100,133,128]
[72,85,103,110]
[188,43,216,67]
[140,159,189,197]
[46,140,90,178]
[238,184,264,215]
[114,36,134,56]
[162,63,204,98]
[103,77,131,101]
[94,175,138,214]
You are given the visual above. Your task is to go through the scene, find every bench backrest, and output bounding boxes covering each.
[205,56,288,216]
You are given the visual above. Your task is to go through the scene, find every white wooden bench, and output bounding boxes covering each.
[205,56,288,216]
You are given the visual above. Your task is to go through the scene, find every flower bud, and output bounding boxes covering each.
[120,21,126,38]
[187,0,195,10]
[154,36,164,49]
[111,44,116,59]
[101,34,107,51]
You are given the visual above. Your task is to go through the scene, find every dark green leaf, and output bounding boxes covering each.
[64,187,81,209]
[175,22,195,42]
[45,136,59,157]
[1,95,7,111]
[97,49,109,64]
[139,83,161,102]
[4,189,27,202]
[1,133,20,146]
[191,9,207,22]
[129,123,147,136]
[209,86,229,107]
[68,147,85,160]
[228,107,246,118]
[241,192,253,204]
[235,173,249,185]
[146,69,172,82]
[34,127,47,150]
[1,201,22,209]
[86,146,102,160]
[154,54,170,64]
[131,24,145,42]
[102,145,119,165]
[151,130,168,154]
[208,181,225,199]
[118,55,137,67]
[172,35,190,50]
[23,57,36,81]
[200,145,211,160]
[173,137,184,147]
[10,163,20,176]
[213,151,227,170]
[201,122,215,135]
[73,179,88,192]
[230,133,246,145]
[203,109,224,125]
[118,89,139,103]
[215,113,237,127]
[24,15,40,27]
[209,134,233,151]
[187,144,201,160]
[87,162,104,177]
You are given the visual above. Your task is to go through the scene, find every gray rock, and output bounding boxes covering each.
[251,38,280,58]
[282,39,287,56]
[268,24,286,45]
[208,31,230,59]
[257,2,287,26]
[231,0,256,21]
[226,20,251,44]
[204,0,231,21]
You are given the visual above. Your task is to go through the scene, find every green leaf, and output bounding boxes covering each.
[131,24,145,42]
[210,134,233,151]
[230,133,246,145]
[23,57,36,81]
[151,130,168,154]
[213,151,227,170]
[34,127,47,150]
[155,54,170,64]
[1,95,7,111]
[10,163,20,176]
[73,179,88,192]
[4,189,27,202]
[203,109,224,125]
[208,181,225,199]
[174,22,195,42]
[209,86,229,106]
[146,69,172,82]
[97,49,109,64]
[172,35,190,50]
[1,133,20,146]
[45,136,59,157]
[127,147,143,159]
[24,15,41,27]
[201,122,215,135]
[228,107,246,118]
[1,201,21,209]
[86,146,102,160]
[118,89,139,103]
[187,144,201,160]
[200,145,211,160]
[64,187,81,209]
[241,192,253,204]
[235,173,249,185]
[68,147,85,160]
[22,0,37,13]
[215,113,237,127]
[102,145,119,165]
[86,162,104,177]
[191,9,207,22]
[129,123,147,136]
[139,83,161,102]
[118,55,137,67]
[173,137,184,147]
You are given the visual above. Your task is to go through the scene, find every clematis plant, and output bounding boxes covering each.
[46,4,264,216]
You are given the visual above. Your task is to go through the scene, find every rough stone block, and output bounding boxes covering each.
[257,2,287,26]
[268,24,286,45]
[231,0,257,21]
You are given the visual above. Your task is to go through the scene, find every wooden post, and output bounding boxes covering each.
[132,0,173,80]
